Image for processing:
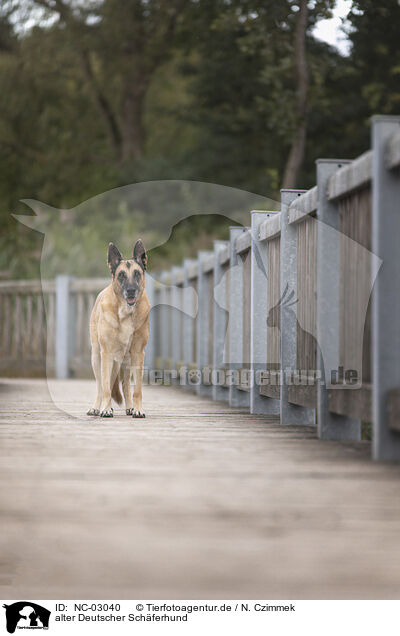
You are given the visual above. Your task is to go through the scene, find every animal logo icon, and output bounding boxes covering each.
[266,282,298,331]
[2,602,51,634]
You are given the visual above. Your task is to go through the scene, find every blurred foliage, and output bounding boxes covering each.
[362,421,372,441]
[0,0,399,279]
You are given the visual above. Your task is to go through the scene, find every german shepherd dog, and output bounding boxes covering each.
[87,240,149,418]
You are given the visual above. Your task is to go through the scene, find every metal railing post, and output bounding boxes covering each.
[196,251,213,397]
[182,259,197,391]
[250,211,280,415]
[280,190,315,426]
[316,159,361,440]
[228,227,250,408]
[371,115,400,460]
[213,240,230,402]
[171,266,183,384]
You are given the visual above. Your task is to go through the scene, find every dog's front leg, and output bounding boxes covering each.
[100,351,114,417]
[132,350,145,418]
[121,364,134,415]
[87,344,102,416]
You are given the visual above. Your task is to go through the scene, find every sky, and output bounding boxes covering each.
[14,0,355,56]
[312,0,353,55]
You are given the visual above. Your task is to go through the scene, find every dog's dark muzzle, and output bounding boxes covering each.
[125,287,138,306]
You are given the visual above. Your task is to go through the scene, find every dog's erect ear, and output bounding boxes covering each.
[133,239,147,271]
[108,242,122,276]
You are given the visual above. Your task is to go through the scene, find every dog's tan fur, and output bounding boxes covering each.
[87,240,149,418]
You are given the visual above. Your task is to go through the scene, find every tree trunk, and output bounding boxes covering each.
[282,0,309,189]
[121,83,146,162]
[80,50,122,158]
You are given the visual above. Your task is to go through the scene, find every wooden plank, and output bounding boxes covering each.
[33,294,43,357]
[179,287,184,365]
[225,264,230,365]
[1,294,11,356]
[200,365,213,386]
[328,151,372,200]
[266,237,281,369]
[235,229,251,254]
[37,295,45,359]
[259,383,281,399]
[4,379,400,598]
[0,295,3,356]
[85,294,95,357]
[207,272,214,365]
[259,214,281,242]
[0,358,46,377]
[242,250,251,367]
[192,278,198,365]
[47,292,56,359]
[12,295,22,359]
[70,278,110,293]
[202,253,214,274]
[388,387,400,431]
[288,383,317,409]
[328,384,372,421]
[75,293,84,357]
[338,187,372,385]
[0,280,55,293]
[218,245,230,266]
[173,269,185,285]
[81,294,90,358]
[187,263,198,281]
[288,186,318,224]
[25,294,33,357]
[296,217,317,375]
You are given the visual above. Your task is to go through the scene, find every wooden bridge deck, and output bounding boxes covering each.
[1,378,400,599]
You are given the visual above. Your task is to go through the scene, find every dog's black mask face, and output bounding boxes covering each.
[115,262,144,306]
[108,241,146,307]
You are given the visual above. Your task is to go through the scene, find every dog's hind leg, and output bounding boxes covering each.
[110,361,122,406]
[132,350,145,418]
[121,365,133,415]
[100,351,115,417]
[87,344,102,416]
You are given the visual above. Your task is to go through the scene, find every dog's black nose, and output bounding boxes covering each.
[126,287,137,298]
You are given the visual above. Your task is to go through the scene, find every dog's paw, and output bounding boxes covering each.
[100,408,114,418]
[126,408,133,416]
[87,408,100,416]
[132,410,145,418]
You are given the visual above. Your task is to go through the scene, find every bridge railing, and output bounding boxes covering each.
[0,279,55,377]
[0,277,109,378]
[1,116,400,461]
[151,115,400,461]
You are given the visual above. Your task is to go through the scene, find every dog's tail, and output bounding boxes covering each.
[111,372,123,405]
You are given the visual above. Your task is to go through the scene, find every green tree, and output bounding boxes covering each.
[181,0,338,192]
[26,0,193,163]
[348,0,400,116]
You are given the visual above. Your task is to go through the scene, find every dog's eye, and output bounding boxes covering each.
[118,271,126,281]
